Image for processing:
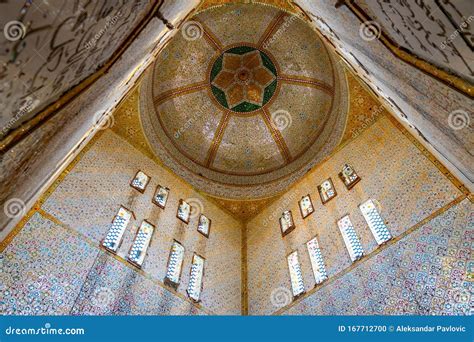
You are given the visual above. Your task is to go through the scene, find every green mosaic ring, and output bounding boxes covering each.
[210,46,278,113]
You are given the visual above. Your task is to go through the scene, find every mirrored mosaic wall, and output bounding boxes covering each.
[246,115,465,315]
[2,130,243,315]
[0,110,469,317]
[284,199,472,315]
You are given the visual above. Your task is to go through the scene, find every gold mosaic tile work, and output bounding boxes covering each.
[110,49,393,222]
[141,3,349,199]
[198,0,297,14]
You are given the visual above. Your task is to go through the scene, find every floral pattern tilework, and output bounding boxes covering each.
[246,116,462,315]
[70,253,204,316]
[0,213,207,316]
[283,199,473,315]
[40,130,242,315]
[0,213,99,315]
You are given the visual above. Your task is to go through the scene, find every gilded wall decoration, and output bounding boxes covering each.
[140,3,349,199]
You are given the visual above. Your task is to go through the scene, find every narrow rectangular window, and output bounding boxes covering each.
[187,254,205,302]
[338,163,361,190]
[197,214,211,238]
[337,215,364,262]
[127,220,155,268]
[279,210,295,237]
[153,185,170,209]
[359,199,391,245]
[287,251,305,298]
[299,194,314,219]
[177,199,191,224]
[306,237,328,284]
[317,178,337,204]
[164,240,185,289]
[102,207,133,253]
[130,170,150,193]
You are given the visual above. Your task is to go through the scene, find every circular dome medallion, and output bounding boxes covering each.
[140,3,349,199]
[210,46,278,113]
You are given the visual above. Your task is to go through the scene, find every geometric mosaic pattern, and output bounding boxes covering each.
[337,215,364,262]
[102,207,133,253]
[359,199,392,245]
[284,199,473,315]
[165,241,185,287]
[210,46,278,112]
[38,131,242,315]
[245,116,464,315]
[287,251,305,297]
[0,213,99,315]
[0,103,470,318]
[0,213,207,316]
[127,221,155,268]
[187,254,205,302]
[306,237,328,285]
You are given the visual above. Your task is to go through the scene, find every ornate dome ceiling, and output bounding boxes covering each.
[140,3,348,199]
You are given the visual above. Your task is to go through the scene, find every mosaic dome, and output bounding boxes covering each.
[140,3,348,199]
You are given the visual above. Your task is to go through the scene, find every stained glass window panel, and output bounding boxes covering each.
[165,240,185,288]
[127,220,155,268]
[359,199,392,245]
[187,254,205,302]
[337,215,364,262]
[318,178,337,204]
[130,170,150,192]
[279,210,295,237]
[299,195,314,219]
[153,185,170,209]
[177,199,191,224]
[197,214,211,237]
[102,207,132,253]
[287,251,305,297]
[306,237,328,284]
[338,163,361,190]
